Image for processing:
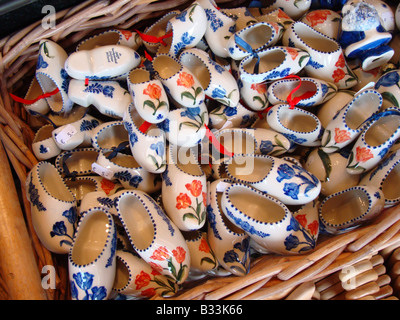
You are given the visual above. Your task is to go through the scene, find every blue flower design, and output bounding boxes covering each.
[175,10,187,22]
[28,176,46,212]
[102,85,115,98]
[259,140,274,155]
[129,175,143,188]
[180,107,201,120]
[207,204,222,240]
[284,234,300,251]
[204,9,224,32]
[374,191,381,199]
[211,87,226,99]
[321,83,328,96]
[80,119,99,131]
[162,166,172,186]
[225,208,270,237]
[129,131,138,146]
[223,250,239,263]
[39,144,48,154]
[150,141,165,157]
[283,182,300,200]
[225,106,237,117]
[307,58,324,69]
[276,163,295,182]
[60,68,70,94]
[71,272,107,300]
[378,147,389,159]
[240,114,257,127]
[105,230,116,268]
[375,71,400,89]
[279,67,291,78]
[157,119,170,133]
[62,206,77,225]
[36,54,48,70]
[283,133,307,145]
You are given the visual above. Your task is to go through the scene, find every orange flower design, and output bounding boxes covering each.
[150,246,170,261]
[335,54,346,68]
[355,146,373,163]
[100,178,115,195]
[149,262,163,274]
[334,128,351,144]
[295,214,307,228]
[141,288,156,298]
[177,71,195,88]
[250,83,267,94]
[176,193,192,210]
[277,8,291,20]
[172,246,186,264]
[202,191,207,205]
[199,237,210,253]
[286,47,299,60]
[143,83,162,100]
[120,30,132,41]
[135,270,151,290]
[308,220,319,236]
[305,10,331,27]
[185,180,203,197]
[332,68,345,83]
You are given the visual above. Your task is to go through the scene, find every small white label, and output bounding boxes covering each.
[54,124,77,145]
[91,163,114,180]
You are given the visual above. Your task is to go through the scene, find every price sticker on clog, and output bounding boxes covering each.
[54,124,78,145]
[91,163,115,180]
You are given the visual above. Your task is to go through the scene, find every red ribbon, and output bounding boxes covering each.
[134,29,173,46]
[9,88,60,105]
[139,121,152,133]
[204,124,234,157]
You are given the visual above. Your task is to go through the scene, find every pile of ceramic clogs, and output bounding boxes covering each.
[22,0,400,300]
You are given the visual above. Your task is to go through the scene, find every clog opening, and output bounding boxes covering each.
[364,115,400,147]
[244,49,284,75]
[229,186,286,223]
[26,77,44,100]
[35,73,64,112]
[96,123,129,149]
[118,194,154,250]
[78,32,120,51]
[171,146,203,176]
[61,150,99,173]
[65,179,97,201]
[227,155,272,183]
[33,124,54,143]
[217,131,256,155]
[71,210,110,265]
[293,23,338,53]
[105,152,140,168]
[39,162,75,202]
[382,163,400,201]
[345,92,381,130]
[152,55,181,79]
[280,108,317,133]
[48,106,87,127]
[217,192,244,234]
[179,54,210,90]
[129,104,161,137]
[113,257,130,290]
[181,230,202,241]
[129,68,150,84]
[239,24,273,51]
[320,189,369,225]
[272,80,317,102]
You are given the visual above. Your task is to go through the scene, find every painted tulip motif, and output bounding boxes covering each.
[142,83,168,115]
[133,268,177,298]
[346,146,374,173]
[176,72,203,105]
[176,180,207,225]
[250,83,268,109]
[334,128,351,144]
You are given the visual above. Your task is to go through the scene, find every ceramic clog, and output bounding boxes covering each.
[318,185,384,235]
[161,144,207,231]
[317,90,355,128]
[127,68,169,124]
[123,103,166,173]
[23,77,50,115]
[207,179,251,276]
[320,89,383,153]
[359,150,400,208]
[112,250,178,298]
[266,104,323,147]
[157,2,207,56]
[152,53,205,108]
[223,153,321,205]
[76,29,142,52]
[55,148,100,178]
[115,190,190,284]
[65,45,141,80]
[68,207,117,300]
[282,21,358,89]
[68,79,132,118]
[374,70,400,110]
[227,22,279,61]
[196,0,236,58]
[301,9,342,40]
[346,108,400,174]
[26,161,77,254]
[52,113,102,151]
[239,46,310,84]
[220,182,317,255]
[32,124,61,160]
[179,48,240,107]
[208,101,258,130]
[93,149,162,194]
[47,105,88,127]
[269,0,312,20]
[35,40,73,113]
[267,77,337,107]
[91,121,129,151]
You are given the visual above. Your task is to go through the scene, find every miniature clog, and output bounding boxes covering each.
[32,124,61,160]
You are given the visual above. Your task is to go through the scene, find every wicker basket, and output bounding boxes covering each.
[0,0,400,300]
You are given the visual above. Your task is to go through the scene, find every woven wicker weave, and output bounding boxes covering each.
[0,0,399,300]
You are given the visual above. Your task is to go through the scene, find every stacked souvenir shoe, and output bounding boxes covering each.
[18,0,400,300]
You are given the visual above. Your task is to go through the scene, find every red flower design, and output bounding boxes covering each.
[250,83,267,94]
[172,246,186,264]
[305,10,332,27]
[296,214,307,228]
[332,68,345,83]
[150,246,170,261]
[120,30,132,41]
[100,178,115,195]
[177,72,194,88]
[286,47,299,60]
[355,146,373,163]
[277,8,291,20]
[149,262,163,274]
[199,237,210,253]
[141,288,156,298]
[135,270,151,290]
[334,128,351,144]
[335,54,346,68]
[176,193,192,210]
[143,83,162,100]
[308,220,319,236]
[185,180,203,197]
[202,191,207,205]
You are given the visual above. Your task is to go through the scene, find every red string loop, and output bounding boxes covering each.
[134,29,173,46]
[139,121,152,133]
[9,88,60,105]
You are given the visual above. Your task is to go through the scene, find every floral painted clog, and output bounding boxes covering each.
[239,79,269,111]
[26,161,77,254]
[282,21,358,89]
[223,153,321,205]
[239,46,310,84]
[65,45,141,80]
[346,108,400,174]
[112,250,178,298]
[179,48,240,107]
[68,207,117,300]
[152,53,205,108]
[127,68,169,123]
[115,190,190,284]
[320,89,383,153]
[161,144,207,231]
[32,124,61,160]
[123,103,166,173]
[35,40,73,113]
[318,185,384,235]
[220,182,317,255]
[68,79,132,118]
[207,179,251,276]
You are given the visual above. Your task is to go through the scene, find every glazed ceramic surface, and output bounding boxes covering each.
[76,29,142,51]
[301,9,342,40]
[32,124,61,160]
